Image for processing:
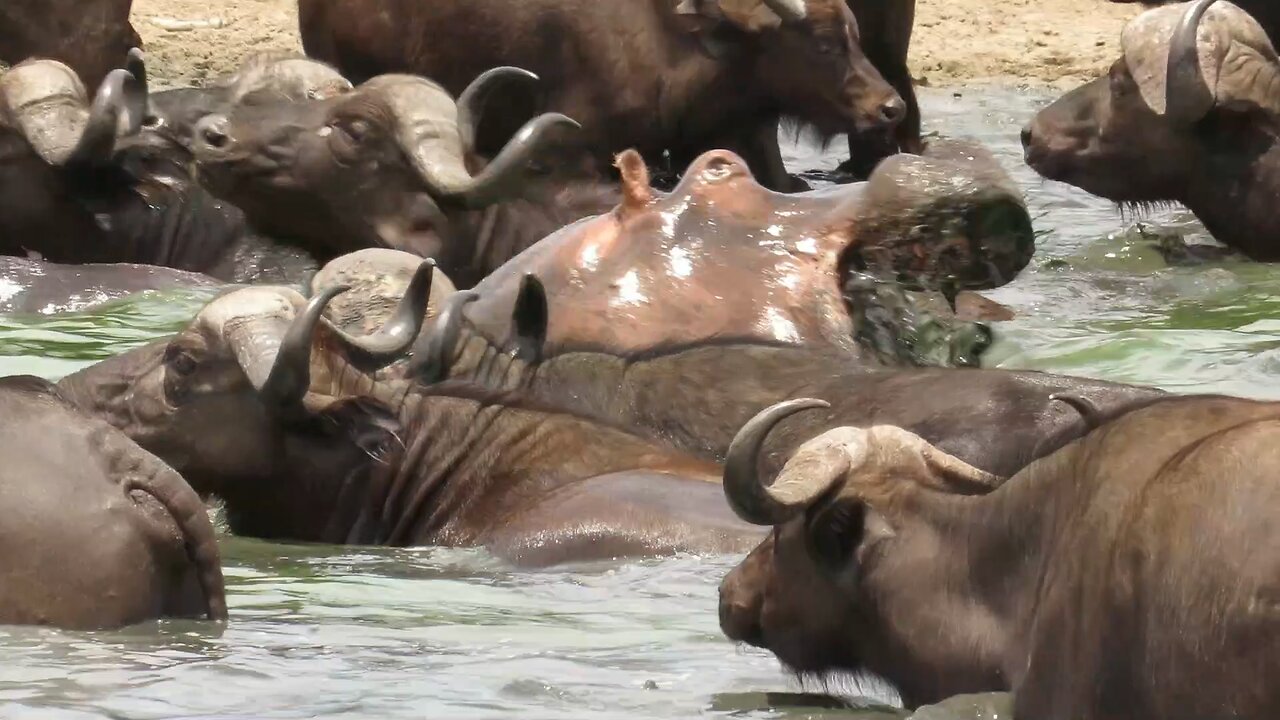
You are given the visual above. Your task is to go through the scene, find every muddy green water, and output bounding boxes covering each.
[0,86,1274,719]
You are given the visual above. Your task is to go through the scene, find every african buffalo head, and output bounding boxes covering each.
[0,53,253,272]
[1022,0,1280,258]
[191,66,580,259]
[678,0,905,134]
[716,399,1006,705]
[58,261,437,507]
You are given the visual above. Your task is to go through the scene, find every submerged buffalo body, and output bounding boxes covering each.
[1023,0,1280,259]
[58,264,763,565]
[0,375,225,629]
[298,0,904,191]
[719,394,1280,718]
[0,257,221,315]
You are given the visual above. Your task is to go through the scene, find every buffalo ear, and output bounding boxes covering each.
[511,273,548,361]
[805,498,894,578]
[315,397,403,463]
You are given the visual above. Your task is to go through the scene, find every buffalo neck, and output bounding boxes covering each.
[1182,120,1280,260]
[869,444,1080,705]
[319,382,720,547]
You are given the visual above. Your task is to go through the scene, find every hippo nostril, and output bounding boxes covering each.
[878,97,907,127]
[195,116,231,151]
[1020,126,1034,149]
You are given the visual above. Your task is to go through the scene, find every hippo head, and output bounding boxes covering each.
[1022,0,1280,257]
[191,65,580,259]
[677,0,904,135]
[409,141,1032,385]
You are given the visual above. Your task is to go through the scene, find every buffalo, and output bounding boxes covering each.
[0,0,139,89]
[0,374,225,629]
[719,393,1280,718]
[56,263,764,565]
[297,0,904,191]
[1108,0,1278,42]
[191,64,587,282]
[0,256,221,315]
[0,55,318,282]
[1022,0,1280,260]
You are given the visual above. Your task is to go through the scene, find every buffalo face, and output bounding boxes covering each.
[59,264,437,499]
[192,69,580,260]
[1023,0,1280,219]
[1022,61,1192,202]
[754,0,906,135]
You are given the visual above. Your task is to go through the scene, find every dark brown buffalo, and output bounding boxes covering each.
[0,56,311,282]
[56,266,764,565]
[0,375,225,629]
[1023,0,1280,259]
[841,0,921,178]
[719,393,1280,718]
[0,0,139,89]
[297,0,904,191]
[191,64,587,281]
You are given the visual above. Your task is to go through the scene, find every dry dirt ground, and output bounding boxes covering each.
[130,0,1145,88]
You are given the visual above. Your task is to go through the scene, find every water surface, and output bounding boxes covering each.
[2,85,1275,719]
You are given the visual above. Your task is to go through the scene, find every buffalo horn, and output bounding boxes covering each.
[723,398,836,525]
[253,261,436,411]
[407,289,478,382]
[1165,0,1219,123]
[66,67,146,167]
[760,0,807,22]
[456,66,540,157]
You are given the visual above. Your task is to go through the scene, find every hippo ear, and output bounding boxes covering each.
[511,273,548,361]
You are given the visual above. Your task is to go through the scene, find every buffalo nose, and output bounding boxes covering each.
[718,583,764,647]
[195,115,230,150]
[878,96,907,127]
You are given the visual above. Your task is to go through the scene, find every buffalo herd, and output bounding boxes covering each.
[1,0,1278,718]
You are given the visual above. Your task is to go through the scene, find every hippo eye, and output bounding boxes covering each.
[142,114,164,129]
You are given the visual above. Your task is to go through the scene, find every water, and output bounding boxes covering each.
[2,85,1277,719]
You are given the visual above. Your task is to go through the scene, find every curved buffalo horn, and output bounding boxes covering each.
[126,48,148,98]
[1165,0,1219,123]
[408,289,478,382]
[723,398,835,526]
[254,261,436,410]
[66,68,146,167]
[1050,392,1104,431]
[456,66,540,157]
[323,259,436,356]
[417,110,581,209]
[761,0,807,22]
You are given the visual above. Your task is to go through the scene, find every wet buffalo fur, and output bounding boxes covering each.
[720,393,1280,719]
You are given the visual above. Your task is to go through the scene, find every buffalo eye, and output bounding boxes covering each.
[806,501,865,572]
[166,347,197,377]
[816,37,843,57]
